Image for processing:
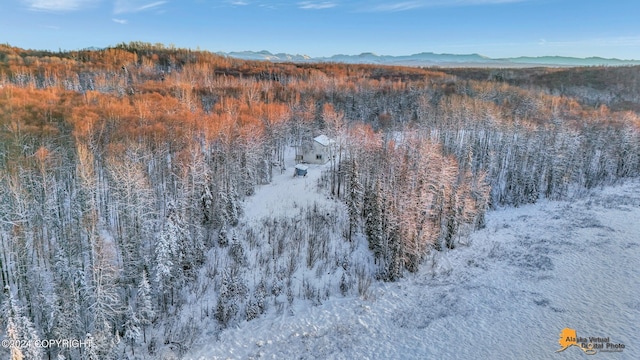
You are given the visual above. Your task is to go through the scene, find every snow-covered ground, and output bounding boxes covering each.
[241,157,337,226]
[187,170,640,360]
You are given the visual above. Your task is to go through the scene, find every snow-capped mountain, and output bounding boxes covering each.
[218,50,640,67]
[218,50,312,62]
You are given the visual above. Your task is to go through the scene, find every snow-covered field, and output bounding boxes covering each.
[187,165,639,359]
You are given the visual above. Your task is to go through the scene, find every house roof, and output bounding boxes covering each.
[314,135,334,147]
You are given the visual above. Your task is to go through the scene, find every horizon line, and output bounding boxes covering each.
[3,42,640,63]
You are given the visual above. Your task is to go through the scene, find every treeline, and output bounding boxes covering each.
[444,65,640,112]
[0,43,639,358]
[338,128,489,280]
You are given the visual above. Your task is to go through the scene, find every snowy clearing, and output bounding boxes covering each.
[241,155,337,227]
[188,178,639,360]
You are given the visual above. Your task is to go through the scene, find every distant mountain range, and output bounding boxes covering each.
[217,50,640,68]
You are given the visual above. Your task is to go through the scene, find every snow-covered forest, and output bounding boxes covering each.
[0,43,638,359]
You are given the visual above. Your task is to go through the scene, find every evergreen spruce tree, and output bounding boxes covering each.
[215,270,247,327]
[385,228,404,281]
[136,270,155,343]
[364,179,384,258]
[246,280,267,321]
[218,226,229,247]
[155,205,185,307]
[123,306,141,356]
[346,158,363,241]
[228,231,246,266]
[3,286,42,360]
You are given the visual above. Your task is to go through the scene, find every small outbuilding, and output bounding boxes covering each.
[294,164,308,177]
[297,135,335,165]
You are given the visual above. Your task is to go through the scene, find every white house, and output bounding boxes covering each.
[297,135,335,165]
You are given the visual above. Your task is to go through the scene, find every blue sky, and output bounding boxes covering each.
[2,0,640,59]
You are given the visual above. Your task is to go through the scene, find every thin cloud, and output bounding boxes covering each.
[461,0,526,3]
[369,1,422,11]
[216,1,334,11]
[23,0,98,12]
[137,1,165,11]
[427,35,640,59]
[540,36,640,48]
[535,35,640,58]
[114,0,167,14]
[112,18,128,24]
[367,0,527,12]
[298,1,337,10]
